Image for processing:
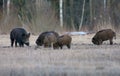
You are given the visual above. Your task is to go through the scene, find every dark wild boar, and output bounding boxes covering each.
[92,29,116,45]
[10,28,30,47]
[36,31,59,46]
[53,34,72,49]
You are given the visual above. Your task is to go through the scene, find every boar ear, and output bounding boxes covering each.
[27,33,30,37]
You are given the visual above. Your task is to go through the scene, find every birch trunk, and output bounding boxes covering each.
[59,0,63,27]
[7,0,10,16]
[79,0,85,30]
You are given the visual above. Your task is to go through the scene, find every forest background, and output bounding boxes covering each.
[0,0,119,34]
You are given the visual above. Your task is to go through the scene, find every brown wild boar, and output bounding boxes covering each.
[36,31,59,46]
[43,32,57,48]
[53,34,72,49]
[92,29,116,45]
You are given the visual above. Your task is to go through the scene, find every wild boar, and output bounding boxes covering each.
[53,34,72,49]
[36,31,59,46]
[10,28,30,47]
[43,33,57,48]
[92,29,116,45]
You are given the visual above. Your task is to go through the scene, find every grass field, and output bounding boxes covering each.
[0,33,120,76]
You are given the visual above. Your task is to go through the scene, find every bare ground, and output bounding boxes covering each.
[0,34,120,76]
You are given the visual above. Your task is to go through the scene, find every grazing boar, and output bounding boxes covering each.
[53,34,72,49]
[10,28,30,47]
[43,33,57,48]
[92,29,116,45]
[36,31,59,46]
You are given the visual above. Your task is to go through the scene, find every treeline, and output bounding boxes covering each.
[49,0,120,31]
[0,0,120,34]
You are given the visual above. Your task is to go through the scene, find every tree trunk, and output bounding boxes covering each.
[79,0,85,30]
[89,0,93,30]
[59,0,63,27]
[7,0,10,16]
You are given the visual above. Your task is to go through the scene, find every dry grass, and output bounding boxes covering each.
[0,34,120,76]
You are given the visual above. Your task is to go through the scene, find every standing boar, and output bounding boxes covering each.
[92,29,116,45]
[10,28,30,47]
[36,31,59,46]
[53,34,72,49]
[43,33,57,48]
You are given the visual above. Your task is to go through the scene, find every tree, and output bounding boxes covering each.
[79,0,86,30]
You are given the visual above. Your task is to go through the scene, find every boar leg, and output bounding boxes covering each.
[19,42,24,47]
[49,44,51,47]
[60,45,63,49]
[109,39,113,45]
[21,44,24,47]
[67,44,71,49]
[11,39,14,47]
[15,41,18,47]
